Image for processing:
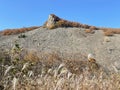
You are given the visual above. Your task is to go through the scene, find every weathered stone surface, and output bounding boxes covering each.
[45,14,60,29]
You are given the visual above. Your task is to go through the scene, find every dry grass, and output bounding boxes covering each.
[0,48,120,90]
[13,72,120,90]
[51,19,120,36]
[85,29,95,34]
[44,14,98,30]
[24,50,40,62]
[43,14,120,36]
[99,28,120,36]
[0,26,40,35]
[47,20,99,30]
[89,26,98,30]
[45,18,120,36]
[103,31,114,36]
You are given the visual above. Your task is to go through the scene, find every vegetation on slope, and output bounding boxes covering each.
[43,14,98,30]
[0,43,120,90]
[0,26,40,35]
[44,14,120,36]
[0,14,120,37]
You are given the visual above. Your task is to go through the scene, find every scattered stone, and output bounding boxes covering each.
[104,36,110,42]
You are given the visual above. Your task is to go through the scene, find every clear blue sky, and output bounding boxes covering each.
[0,0,120,30]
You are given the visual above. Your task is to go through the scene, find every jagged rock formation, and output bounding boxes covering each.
[45,14,61,29]
[44,14,98,30]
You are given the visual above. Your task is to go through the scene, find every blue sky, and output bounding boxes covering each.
[0,0,120,30]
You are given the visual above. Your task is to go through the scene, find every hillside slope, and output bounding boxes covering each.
[0,27,120,72]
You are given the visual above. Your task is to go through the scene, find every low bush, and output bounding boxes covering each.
[18,34,27,38]
[103,30,114,36]
[85,29,94,33]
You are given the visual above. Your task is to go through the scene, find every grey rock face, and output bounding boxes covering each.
[46,14,55,28]
[45,14,60,29]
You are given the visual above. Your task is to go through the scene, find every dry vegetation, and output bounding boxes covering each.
[0,16,120,37]
[0,43,120,90]
[50,19,120,36]
[1,24,120,37]
[0,26,40,35]
[0,14,120,89]
[44,14,98,30]
[85,29,95,34]
[43,14,120,36]
[101,28,120,36]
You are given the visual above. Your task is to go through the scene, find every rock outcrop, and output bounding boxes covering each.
[44,14,98,30]
[44,14,61,29]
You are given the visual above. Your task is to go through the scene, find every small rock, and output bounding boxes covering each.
[114,62,120,70]
[104,36,110,42]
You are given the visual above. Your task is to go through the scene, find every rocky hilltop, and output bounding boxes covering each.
[44,14,97,30]
[0,14,120,72]
[1,14,120,90]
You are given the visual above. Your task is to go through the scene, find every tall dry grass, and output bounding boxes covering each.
[0,47,120,90]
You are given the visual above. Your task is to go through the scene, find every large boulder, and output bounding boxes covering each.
[45,14,61,29]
